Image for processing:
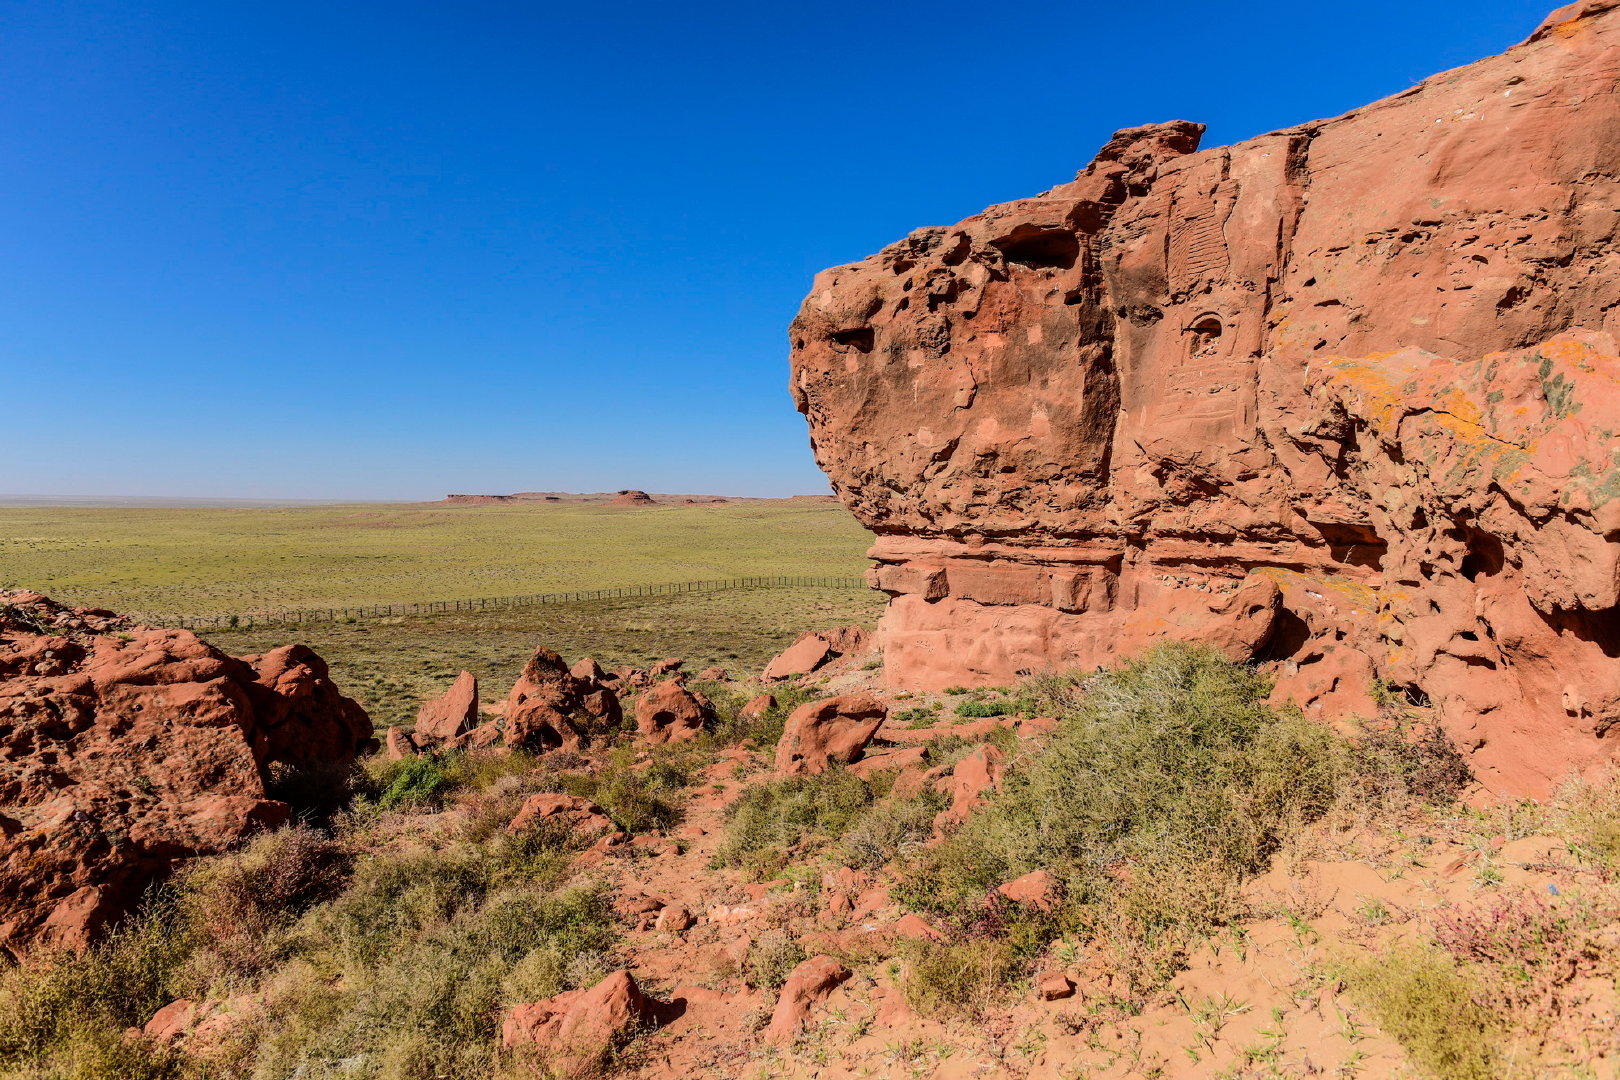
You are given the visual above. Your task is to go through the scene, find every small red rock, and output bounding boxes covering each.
[998,869,1060,911]
[508,793,615,834]
[1036,971,1075,1000]
[765,955,852,1044]
[655,905,694,933]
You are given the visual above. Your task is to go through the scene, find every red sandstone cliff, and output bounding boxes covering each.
[790,1,1620,796]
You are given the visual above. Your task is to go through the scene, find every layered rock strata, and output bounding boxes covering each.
[790,2,1620,795]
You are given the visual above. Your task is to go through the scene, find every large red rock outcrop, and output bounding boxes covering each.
[789,5,1620,796]
[0,591,371,956]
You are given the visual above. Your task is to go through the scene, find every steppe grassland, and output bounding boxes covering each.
[208,586,885,727]
[0,500,872,616]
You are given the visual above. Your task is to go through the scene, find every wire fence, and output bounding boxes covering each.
[136,575,868,631]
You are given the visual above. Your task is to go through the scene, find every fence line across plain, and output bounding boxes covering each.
[134,575,868,631]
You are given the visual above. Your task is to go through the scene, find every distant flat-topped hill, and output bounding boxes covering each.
[435,490,838,506]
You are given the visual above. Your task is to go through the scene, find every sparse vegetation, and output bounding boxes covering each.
[0,807,616,1080]
[897,643,1473,999]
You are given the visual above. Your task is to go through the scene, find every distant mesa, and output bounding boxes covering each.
[434,490,829,506]
[607,490,657,507]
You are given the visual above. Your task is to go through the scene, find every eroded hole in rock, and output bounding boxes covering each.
[830,328,874,353]
[1258,607,1312,662]
[1310,521,1386,571]
[1459,528,1505,581]
[990,226,1079,271]
[1188,315,1224,357]
[1541,605,1620,660]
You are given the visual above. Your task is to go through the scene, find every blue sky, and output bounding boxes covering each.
[1,0,1552,499]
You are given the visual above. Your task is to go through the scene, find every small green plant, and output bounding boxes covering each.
[953,700,1011,718]
[893,704,941,727]
[747,931,808,990]
[1343,945,1502,1080]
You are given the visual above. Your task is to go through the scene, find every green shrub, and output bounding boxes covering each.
[712,684,819,748]
[900,936,1021,1018]
[839,786,949,870]
[366,754,450,809]
[555,749,690,833]
[1344,945,1502,1080]
[953,700,1010,718]
[254,881,616,1080]
[716,767,874,875]
[0,899,194,1079]
[900,643,1348,959]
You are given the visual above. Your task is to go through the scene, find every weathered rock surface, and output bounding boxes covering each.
[789,5,1620,795]
[765,955,852,1045]
[0,591,370,955]
[634,679,714,745]
[413,670,478,743]
[774,693,887,775]
[502,969,655,1072]
[502,646,621,752]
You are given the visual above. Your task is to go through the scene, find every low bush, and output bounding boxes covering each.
[711,684,820,748]
[899,936,1021,1019]
[0,793,614,1080]
[902,644,1346,928]
[1431,886,1617,1018]
[359,748,545,813]
[952,700,1010,718]
[555,747,690,833]
[0,901,194,1080]
[839,786,948,870]
[715,767,874,877]
[1344,945,1502,1080]
[746,930,808,990]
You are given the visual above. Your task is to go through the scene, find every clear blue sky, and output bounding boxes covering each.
[1,0,1552,500]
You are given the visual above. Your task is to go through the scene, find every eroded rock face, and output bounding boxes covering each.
[774,694,887,775]
[789,5,1620,796]
[634,679,714,745]
[502,646,622,752]
[0,591,371,955]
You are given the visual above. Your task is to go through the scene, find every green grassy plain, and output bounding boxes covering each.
[0,500,873,617]
[0,500,883,726]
